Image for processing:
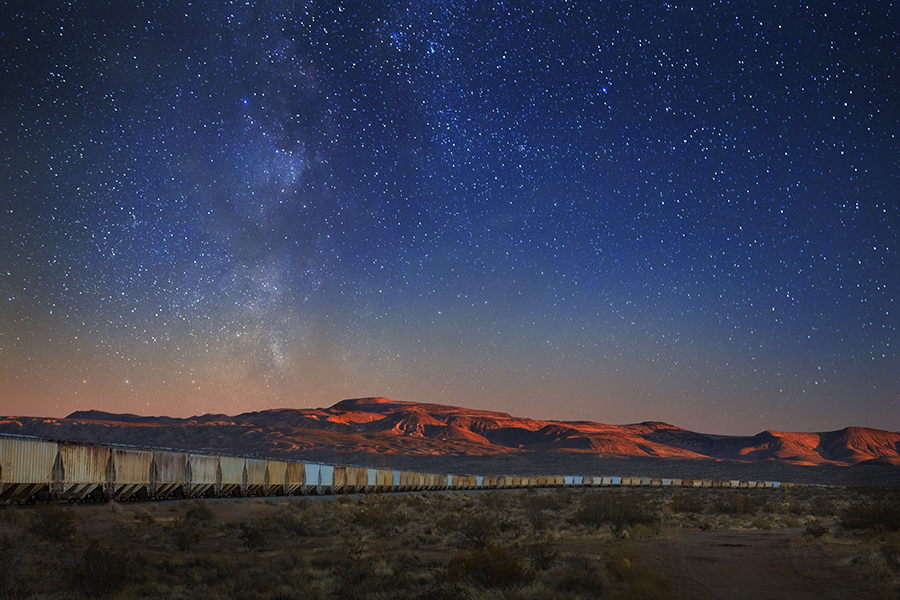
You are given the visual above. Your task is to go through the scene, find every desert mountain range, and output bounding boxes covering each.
[2,398,898,472]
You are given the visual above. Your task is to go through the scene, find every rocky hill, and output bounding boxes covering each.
[2,398,898,477]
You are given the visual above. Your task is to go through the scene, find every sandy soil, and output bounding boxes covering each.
[631,527,868,600]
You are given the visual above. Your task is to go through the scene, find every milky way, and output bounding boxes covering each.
[1,1,897,434]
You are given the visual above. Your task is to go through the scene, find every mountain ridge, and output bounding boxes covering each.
[1,397,897,470]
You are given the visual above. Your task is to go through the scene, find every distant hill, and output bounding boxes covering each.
[2,398,898,478]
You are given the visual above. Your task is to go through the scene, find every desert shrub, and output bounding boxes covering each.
[519,536,559,571]
[26,503,78,544]
[239,519,272,550]
[66,536,142,598]
[155,554,237,589]
[169,516,203,551]
[668,492,706,514]
[787,502,810,516]
[882,543,900,572]
[710,491,771,516]
[804,519,828,538]
[449,544,535,591]
[613,572,675,600]
[352,496,409,537]
[436,509,499,549]
[185,500,215,524]
[751,515,775,530]
[806,495,835,517]
[606,548,641,583]
[403,494,428,508]
[520,492,561,532]
[270,506,318,537]
[541,555,605,597]
[480,491,511,512]
[330,540,398,600]
[570,492,660,532]
[839,501,900,532]
[0,534,30,600]
[133,508,156,527]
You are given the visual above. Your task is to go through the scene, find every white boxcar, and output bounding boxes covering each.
[188,454,219,498]
[55,442,110,500]
[245,458,268,496]
[108,447,153,500]
[391,470,401,492]
[367,468,377,492]
[0,435,57,502]
[319,465,334,494]
[303,463,320,494]
[151,450,189,498]
[219,455,245,496]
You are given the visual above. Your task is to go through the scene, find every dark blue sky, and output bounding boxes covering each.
[2,1,897,434]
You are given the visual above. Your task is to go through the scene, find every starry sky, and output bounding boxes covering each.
[2,1,898,435]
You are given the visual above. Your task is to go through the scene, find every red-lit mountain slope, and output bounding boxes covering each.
[1,397,898,469]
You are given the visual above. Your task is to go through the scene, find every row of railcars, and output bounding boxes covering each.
[0,433,787,504]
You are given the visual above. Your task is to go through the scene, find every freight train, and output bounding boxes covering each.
[0,433,786,503]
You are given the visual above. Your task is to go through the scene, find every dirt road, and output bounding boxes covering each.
[631,527,866,600]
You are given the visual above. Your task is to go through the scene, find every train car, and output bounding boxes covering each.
[344,466,358,493]
[265,460,289,496]
[376,468,392,492]
[245,458,268,496]
[219,455,245,497]
[391,470,401,492]
[55,441,110,501]
[151,450,189,499]
[285,461,305,495]
[319,464,334,494]
[661,478,673,487]
[0,435,57,502]
[352,467,369,493]
[107,447,153,500]
[331,465,347,494]
[302,463,320,495]
[188,454,219,498]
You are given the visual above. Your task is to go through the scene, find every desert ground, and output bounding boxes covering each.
[2,484,899,599]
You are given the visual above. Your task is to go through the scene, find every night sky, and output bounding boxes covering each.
[2,1,898,435]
